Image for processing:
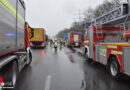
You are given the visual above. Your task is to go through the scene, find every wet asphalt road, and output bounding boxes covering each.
[15,46,130,90]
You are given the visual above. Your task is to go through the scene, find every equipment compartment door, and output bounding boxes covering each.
[123,47,130,75]
[99,45,107,64]
[88,28,94,59]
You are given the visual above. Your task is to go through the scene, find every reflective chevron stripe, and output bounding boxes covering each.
[111,50,122,55]
[0,0,24,23]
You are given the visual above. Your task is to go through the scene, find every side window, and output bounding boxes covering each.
[31,29,34,38]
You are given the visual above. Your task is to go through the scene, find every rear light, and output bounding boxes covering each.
[0,77,3,82]
[0,76,4,87]
[42,43,44,46]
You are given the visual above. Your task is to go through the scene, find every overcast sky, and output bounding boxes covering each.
[24,0,104,36]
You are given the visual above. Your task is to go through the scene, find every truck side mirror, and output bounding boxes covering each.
[31,29,34,38]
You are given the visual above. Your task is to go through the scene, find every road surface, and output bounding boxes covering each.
[15,46,130,90]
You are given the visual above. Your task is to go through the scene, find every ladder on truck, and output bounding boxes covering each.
[91,3,130,27]
[91,2,130,39]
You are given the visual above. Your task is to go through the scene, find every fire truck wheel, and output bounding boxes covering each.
[109,57,120,79]
[3,61,18,89]
[26,51,32,66]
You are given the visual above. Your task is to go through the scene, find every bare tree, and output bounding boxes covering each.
[83,7,94,23]
[57,0,122,39]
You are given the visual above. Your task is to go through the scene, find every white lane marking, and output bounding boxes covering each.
[45,75,51,90]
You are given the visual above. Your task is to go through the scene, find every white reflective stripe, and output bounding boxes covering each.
[111,50,122,55]
[0,87,14,89]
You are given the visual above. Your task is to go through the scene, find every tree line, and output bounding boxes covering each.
[56,0,121,39]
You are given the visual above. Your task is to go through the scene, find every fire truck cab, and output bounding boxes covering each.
[84,2,130,78]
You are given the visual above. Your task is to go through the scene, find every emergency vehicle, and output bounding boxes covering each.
[0,0,32,89]
[29,28,46,47]
[84,1,130,78]
[45,34,49,46]
[25,22,31,47]
[67,32,82,47]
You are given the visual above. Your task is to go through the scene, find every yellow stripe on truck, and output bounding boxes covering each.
[84,40,89,43]
[98,43,130,47]
[107,45,117,49]
[21,56,27,61]
[0,1,16,17]
[17,13,24,23]
[0,0,24,23]
[111,50,122,55]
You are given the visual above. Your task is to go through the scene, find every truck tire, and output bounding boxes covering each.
[3,61,18,90]
[108,57,120,79]
[26,51,32,66]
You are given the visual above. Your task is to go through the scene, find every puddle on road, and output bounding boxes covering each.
[31,49,46,65]
[68,54,75,63]
[81,62,130,90]
[64,48,76,54]
[65,48,130,90]
[77,52,84,57]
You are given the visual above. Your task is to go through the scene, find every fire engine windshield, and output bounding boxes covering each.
[74,35,79,42]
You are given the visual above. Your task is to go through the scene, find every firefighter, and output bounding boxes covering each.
[60,40,63,46]
[59,40,63,50]
[53,40,58,51]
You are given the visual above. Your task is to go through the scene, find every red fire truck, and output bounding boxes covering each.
[67,32,82,47]
[25,22,31,47]
[0,0,32,89]
[84,2,130,78]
